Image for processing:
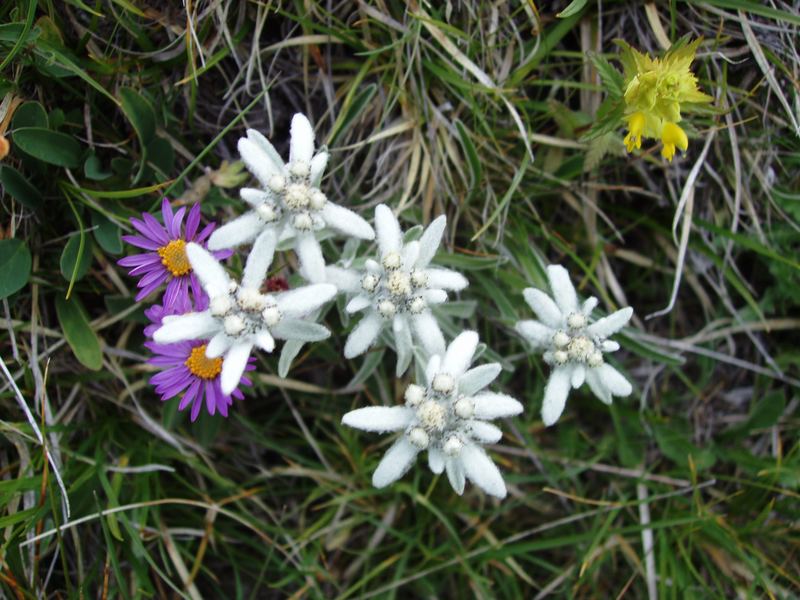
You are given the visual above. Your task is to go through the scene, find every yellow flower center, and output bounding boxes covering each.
[157,239,191,277]
[624,111,646,152]
[185,345,223,380]
[660,122,688,162]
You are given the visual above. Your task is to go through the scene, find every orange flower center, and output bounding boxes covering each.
[157,239,191,277]
[185,345,223,380]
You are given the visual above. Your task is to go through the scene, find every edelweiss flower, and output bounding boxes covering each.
[342,331,522,498]
[152,239,336,394]
[326,204,468,374]
[515,265,633,426]
[618,38,712,161]
[207,114,374,282]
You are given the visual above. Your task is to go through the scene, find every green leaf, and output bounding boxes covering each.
[329,83,376,146]
[60,234,92,282]
[0,165,42,208]
[652,422,716,470]
[91,211,122,255]
[55,295,103,370]
[12,127,81,168]
[0,239,32,299]
[557,0,588,18]
[83,153,112,181]
[12,101,48,129]
[587,52,625,98]
[720,391,786,441]
[454,120,482,187]
[119,87,157,145]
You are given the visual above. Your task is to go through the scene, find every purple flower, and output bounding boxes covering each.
[144,299,254,421]
[118,198,232,305]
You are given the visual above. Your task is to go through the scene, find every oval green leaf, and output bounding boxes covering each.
[0,238,32,299]
[55,295,102,370]
[84,153,112,181]
[0,165,42,209]
[119,87,156,145]
[12,101,48,129]
[91,212,122,255]
[12,127,81,168]
[60,234,93,282]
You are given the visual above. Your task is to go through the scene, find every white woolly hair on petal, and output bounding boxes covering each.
[186,243,231,296]
[207,211,264,251]
[374,204,402,256]
[237,137,279,188]
[342,406,414,432]
[425,268,468,291]
[428,447,445,474]
[321,202,375,240]
[522,288,564,329]
[240,187,270,207]
[206,332,232,358]
[416,214,446,268]
[309,151,329,187]
[596,363,633,397]
[445,457,466,495]
[324,266,362,293]
[346,295,371,314]
[372,437,419,488]
[241,229,277,290]
[295,233,326,283]
[393,314,413,376]
[515,320,554,348]
[402,241,420,270]
[441,330,479,378]
[541,366,572,426]
[344,312,383,358]
[582,296,599,315]
[254,330,275,352]
[425,354,442,386]
[458,363,502,396]
[472,392,524,420]
[153,312,219,344]
[365,258,381,273]
[411,311,446,357]
[289,113,315,164]
[423,289,448,304]
[468,421,503,444]
[461,444,507,498]
[547,264,578,315]
[245,128,284,170]
[276,283,337,317]
[587,307,634,338]
[602,340,620,353]
[571,364,586,389]
[271,319,330,342]
[220,341,253,395]
[585,368,611,404]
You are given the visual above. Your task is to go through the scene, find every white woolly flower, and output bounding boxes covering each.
[152,241,336,394]
[206,113,375,283]
[342,331,522,499]
[325,204,468,375]
[514,264,634,426]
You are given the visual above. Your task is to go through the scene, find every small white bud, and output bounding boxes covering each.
[361,274,379,293]
[237,288,267,312]
[552,330,570,348]
[417,401,446,431]
[567,312,586,330]
[404,384,425,407]
[567,336,594,362]
[267,174,286,193]
[407,427,430,449]
[210,295,232,317]
[256,202,278,222]
[285,183,309,210]
[261,305,282,327]
[292,212,313,230]
[382,251,402,270]
[410,269,429,288]
[308,189,327,210]
[377,299,396,318]
[432,373,455,395]
[289,161,310,178]
[587,350,604,368]
[553,350,569,365]
[224,314,245,336]
[408,296,426,314]
[387,271,411,296]
[228,281,238,293]
[443,436,463,457]
[454,397,474,419]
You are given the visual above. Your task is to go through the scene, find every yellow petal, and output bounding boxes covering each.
[661,122,688,161]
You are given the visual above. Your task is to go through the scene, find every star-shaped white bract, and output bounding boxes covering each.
[207,114,375,283]
[325,204,468,375]
[515,265,634,426]
[342,331,522,499]
[152,241,336,394]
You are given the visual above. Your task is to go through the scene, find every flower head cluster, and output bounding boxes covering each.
[618,38,712,161]
[326,204,468,374]
[515,265,633,426]
[343,332,522,498]
[207,114,374,282]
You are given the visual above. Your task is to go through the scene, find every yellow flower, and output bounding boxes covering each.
[617,38,712,160]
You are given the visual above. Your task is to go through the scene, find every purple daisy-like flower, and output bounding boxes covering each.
[144,301,254,421]
[118,198,232,305]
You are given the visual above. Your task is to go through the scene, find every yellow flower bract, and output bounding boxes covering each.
[618,38,712,161]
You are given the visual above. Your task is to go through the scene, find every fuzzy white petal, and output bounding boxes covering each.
[245,129,284,171]
[295,233,326,283]
[416,215,446,268]
[344,312,383,358]
[425,355,441,386]
[220,342,253,395]
[309,152,328,187]
[472,392,524,419]
[324,266,362,293]
[238,137,280,188]
[206,332,232,358]
[375,204,402,255]
[602,340,620,353]
[547,264,578,315]
[445,457,465,495]
[289,113,315,165]
[461,444,506,499]
[459,363,502,396]
[587,307,633,338]
[342,406,414,432]
[372,437,419,488]
[595,363,632,398]
[186,243,230,296]
[321,202,375,240]
[585,368,611,404]
[411,311,446,357]
[582,296,599,315]
[468,421,503,444]
[254,330,275,352]
[272,319,330,342]
[523,288,564,329]
[441,330,479,377]
[276,283,337,317]
[425,268,468,291]
[346,295,371,314]
[393,314,413,376]
[515,320,554,348]
[240,187,269,208]
[207,212,263,251]
[153,312,219,344]
[571,364,586,388]
[241,229,277,290]
[402,241,420,270]
[428,447,445,474]
[541,366,572,426]
[423,289,448,305]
